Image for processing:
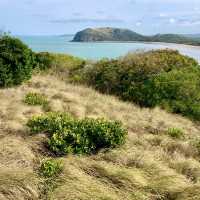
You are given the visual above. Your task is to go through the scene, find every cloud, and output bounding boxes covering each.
[178,19,200,26]
[127,0,137,4]
[50,18,124,24]
[96,10,105,15]
[72,12,83,17]
[169,18,176,24]
[136,21,142,26]
[159,13,168,18]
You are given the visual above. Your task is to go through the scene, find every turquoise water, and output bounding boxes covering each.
[18,35,200,61]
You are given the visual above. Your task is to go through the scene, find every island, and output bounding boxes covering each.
[72,27,200,46]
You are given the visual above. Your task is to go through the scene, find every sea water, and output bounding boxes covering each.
[18,35,200,62]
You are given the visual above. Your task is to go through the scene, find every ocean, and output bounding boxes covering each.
[18,35,200,62]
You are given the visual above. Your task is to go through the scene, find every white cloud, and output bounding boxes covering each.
[136,21,142,26]
[159,13,168,18]
[169,18,176,23]
[179,19,200,26]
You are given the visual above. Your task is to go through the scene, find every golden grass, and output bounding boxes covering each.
[1,74,200,199]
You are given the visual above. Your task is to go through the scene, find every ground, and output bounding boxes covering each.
[1,75,200,200]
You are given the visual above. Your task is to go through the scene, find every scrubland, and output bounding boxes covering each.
[1,74,200,199]
[1,36,200,200]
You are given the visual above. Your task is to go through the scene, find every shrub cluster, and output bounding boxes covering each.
[40,159,63,178]
[74,49,200,120]
[138,67,200,120]
[27,112,127,155]
[34,52,54,70]
[0,35,35,87]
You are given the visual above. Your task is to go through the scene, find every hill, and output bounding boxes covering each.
[1,36,200,200]
[1,50,200,199]
[72,27,200,46]
[149,33,200,45]
[72,27,146,42]
[1,74,200,200]
[184,34,200,39]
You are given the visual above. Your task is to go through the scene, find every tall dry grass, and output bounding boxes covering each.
[0,74,200,199]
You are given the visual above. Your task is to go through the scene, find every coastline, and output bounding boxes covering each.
[71,40,200,62]
[72,40,200,49]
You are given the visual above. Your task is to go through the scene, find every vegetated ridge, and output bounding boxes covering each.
[72,27,200,46]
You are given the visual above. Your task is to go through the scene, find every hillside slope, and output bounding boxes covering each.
[1,75,200,199]
[72,27,146,42]
[72,27,200,46]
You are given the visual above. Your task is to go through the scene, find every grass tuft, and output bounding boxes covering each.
[167,127,184,139]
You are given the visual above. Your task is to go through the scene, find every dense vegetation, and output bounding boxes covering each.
[0,35,35,87]
[72,49,200,120]
[27,112,127,155]
[0,35,85,88]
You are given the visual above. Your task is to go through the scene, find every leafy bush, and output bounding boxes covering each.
[167,128,184,139]
[40,159,63,178]
[0,35,35,87]
[81,49,198,95]
[72,49,200,120]
[27,112,127,155]
[138,67,200,120]
[34,52,54,70]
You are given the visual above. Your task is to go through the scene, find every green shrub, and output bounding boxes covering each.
[0,35,35,87]
[72,49,200,120]
[40,159,63,178]
[167,128,184,139]
[34,52,54,70]
[27,112,127,155]
[81,50,198,96]
[138,67,200,120]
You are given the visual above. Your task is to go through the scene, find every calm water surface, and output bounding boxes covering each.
[18,35,200,62]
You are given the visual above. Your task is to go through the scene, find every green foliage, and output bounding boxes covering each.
[34,52,54,70]
[24,92,48,106]
[27,112,127,155]
[73,49,200,120]
[40,159,63,178]
[138,67,200,120]
[0,35,35,87]
[167,128,184,139]
[24,92,50,111]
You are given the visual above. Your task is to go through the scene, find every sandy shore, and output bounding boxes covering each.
[79,40,200,50]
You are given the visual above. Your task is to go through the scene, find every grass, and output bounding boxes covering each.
[24,92,49,110]
[1,74,200,199]
[167,127,184,139]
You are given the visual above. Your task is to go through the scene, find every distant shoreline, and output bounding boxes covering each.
[71,41,200,62]
[72,40,200,49]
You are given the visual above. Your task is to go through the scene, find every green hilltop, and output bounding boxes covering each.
[72,27,200,46]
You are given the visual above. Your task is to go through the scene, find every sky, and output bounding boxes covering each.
[0,0,200,35]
